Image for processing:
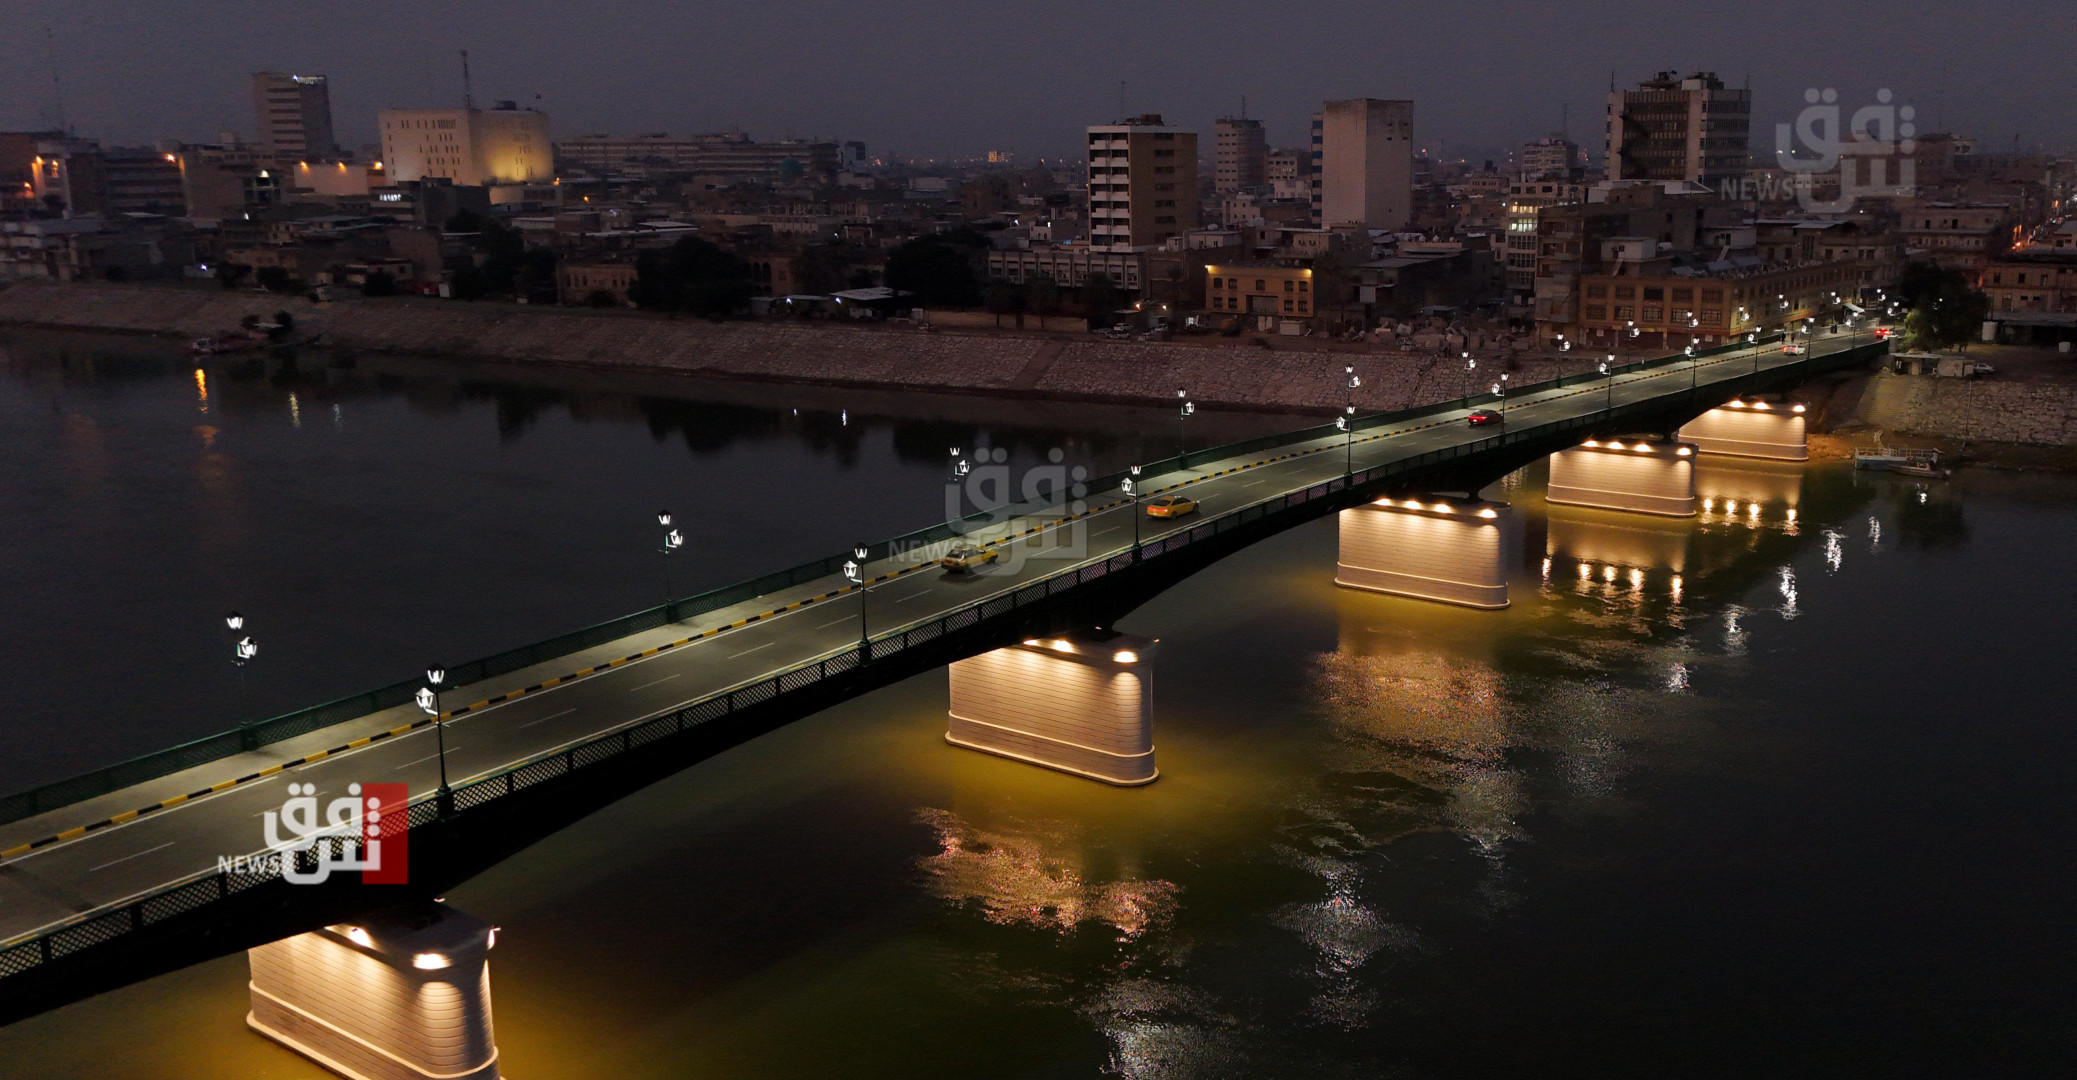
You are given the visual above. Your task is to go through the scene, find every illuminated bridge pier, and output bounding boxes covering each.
[1677,399,1810,461]
[947,629,1158,786]
[1335,496,1519,609]
[247,903,500,1080]
[1547,438,1699,517]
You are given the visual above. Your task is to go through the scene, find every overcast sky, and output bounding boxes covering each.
[4,0,2072,163]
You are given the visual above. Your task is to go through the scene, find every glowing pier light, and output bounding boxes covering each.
[412,952,451,970]
[947,629,1159,785]
[1548,441,1700,517]
[1336,498,1518,608]
[1678,401,1809,461]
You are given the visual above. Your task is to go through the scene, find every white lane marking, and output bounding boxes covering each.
[255,788,328,818]
[88,841,176,872]
[893,587,934,604]
[813,614,852,629]
[518,707,577,730]
[729,641,777,658]
[627,673,682,692]
[394,751,451,771]
[1241,479,1267,488]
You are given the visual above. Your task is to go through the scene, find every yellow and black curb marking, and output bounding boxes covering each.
[2,349,1787,863]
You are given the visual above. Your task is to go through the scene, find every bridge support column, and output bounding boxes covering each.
[1335,497,1519,609]
[1546,439,1699,517]
[947,629,1158,785]
[247,903,500,1080]
[1677,400,1809,460]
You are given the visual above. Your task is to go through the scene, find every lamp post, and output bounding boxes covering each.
[1463,354,1476,399]
[1175,386,1193,460]
[657,511,682,605]
[1686,343,1698,391]
[1491,379,1505,429]
[227,611,256,728]
[1121,465,1142,556]
[1600,357,1613,411]
[1336,404,1355,476]
[419,665,449,806]
[843,549,870,658]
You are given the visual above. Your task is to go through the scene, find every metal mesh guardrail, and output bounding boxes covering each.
[0,330,1828,832]
[0,338,1890,984]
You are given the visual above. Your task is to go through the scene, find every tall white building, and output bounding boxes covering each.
[1317,99,1413,232]
[1519,136,1582,178]
[251,72,337,160]
[378,103,552,186]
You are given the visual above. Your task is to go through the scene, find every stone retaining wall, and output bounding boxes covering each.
[1850,372,2077,446]
[0,281,1601,413]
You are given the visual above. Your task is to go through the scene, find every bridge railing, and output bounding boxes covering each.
[0,330,1837,829]
[0,337,1890,983]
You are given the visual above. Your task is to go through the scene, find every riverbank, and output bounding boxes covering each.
[0,281,1595,415]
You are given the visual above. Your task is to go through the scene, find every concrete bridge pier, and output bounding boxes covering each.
[947,629,1158,785]
[247,902,500,1080]
[1677,399,1809,461]
[1335,496,1520,609]
[1546,438,1699,517]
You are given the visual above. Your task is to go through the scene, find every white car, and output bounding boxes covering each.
[1781,342,1809,355]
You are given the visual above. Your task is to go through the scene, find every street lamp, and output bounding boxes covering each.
[1600,356,1614,410]
[1686,343,1698,390]
[1463,354,1476,399]
[229,611,257,726]
[657,511,683,604]
[1176,387,1194,460]
[421,664,449,802]
[843,552,870,658]
[1335,404,1355,476]
[1121,465,1143,555]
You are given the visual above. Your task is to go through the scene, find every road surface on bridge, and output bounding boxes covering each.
[0,332,1867,946]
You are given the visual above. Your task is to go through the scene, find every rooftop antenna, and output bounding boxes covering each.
[460,49,474,110]
[45,26,68,133]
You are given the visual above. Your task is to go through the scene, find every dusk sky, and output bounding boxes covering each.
[4,0,2073,162]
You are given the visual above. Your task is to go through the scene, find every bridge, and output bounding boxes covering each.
[0,329,1886,1035]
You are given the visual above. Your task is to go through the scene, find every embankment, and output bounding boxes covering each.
[0,282,1590,414]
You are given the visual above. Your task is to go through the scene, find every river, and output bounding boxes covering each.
[1,330,2071,1078]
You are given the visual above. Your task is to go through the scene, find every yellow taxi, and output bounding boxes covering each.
[939,543,1000,573]
[1144,494,1198,519]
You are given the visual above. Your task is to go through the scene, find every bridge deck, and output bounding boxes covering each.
[0,333,1875,949]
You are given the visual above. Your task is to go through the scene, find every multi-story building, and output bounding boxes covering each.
[1204,262,1314,322]
[1213,117,1267,195]
[1502,177,1591,300]
[1315,98,1414,231]
[1086,114,1198,252]
[251,72,338,160]
[1572,255,1864,346]
[29,140,186,216]
[379,104,552,186]
[1901,200,2017,280]
[1519,136,1582,178]
[1606,71,1750,188]
[553,133,841,183]
[986,243,1145,292]
[1984,248,2077,314]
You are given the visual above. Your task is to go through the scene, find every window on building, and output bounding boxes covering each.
[1700,309,1722,324]
[1644,287,1664,301]
[1614,305,1635,319]
[1283,298,1294,312]
[1587,284,1607,298]
[1616,286,1636,300]
[1284,280,1294,292]
[1255,279,1266,291]
[1297,280,1308,293]
[1586,305,1607,320]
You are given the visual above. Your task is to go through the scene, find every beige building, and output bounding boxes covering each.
[251,72,337,160]
[1902,201,2016,280]
[558,260,639,305]
[1984,249,2077,314]
[1086,115,1198,252]
[379,105,552,186]
[1213,117,1267,195]
[1606,72,1751,187]
[1205,262,1314,320]
[1317,98,1413,232]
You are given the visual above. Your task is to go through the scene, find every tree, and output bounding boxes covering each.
[1082,272,1123,325]
[254,266,294,293]
[884,234,983,308]
[1028,273,1062,329]
[794,242,856,295]
[628,236,755,317]
[360,270,400,297]
[215,263,253,291]
[239,314,262,332]
[1897,263,1989,350]
[983,278,1024,328]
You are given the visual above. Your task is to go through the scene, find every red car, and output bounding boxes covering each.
[1467,409,1503,427]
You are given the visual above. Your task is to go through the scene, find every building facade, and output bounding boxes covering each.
[1606,72,1750,187]
[1213,117,1267,195]
[251,72,338,160]
[1901,201,2017,280]
[1316,98,1414,231]
[553,133,840,183]
[1086,115,1198,252]
[1205,262,1313,320]
[379,105,552,186]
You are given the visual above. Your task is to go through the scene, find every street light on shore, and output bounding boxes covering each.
[1122,465,1143,554]
[657,512,683,604]
[421,665,449,803]
[843,553,870,657]
[1600,357,1614,410]
[229,612,257,726]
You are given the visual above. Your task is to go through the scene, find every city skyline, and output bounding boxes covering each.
[5,0,2074,162]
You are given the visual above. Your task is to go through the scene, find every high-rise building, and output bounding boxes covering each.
[379,103,552,186]
[1316,99,1414,231]
[251,72,338,160]
[1086,114,1198,252]
[1605,71,1750,187]
[1213,117,1266,195]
